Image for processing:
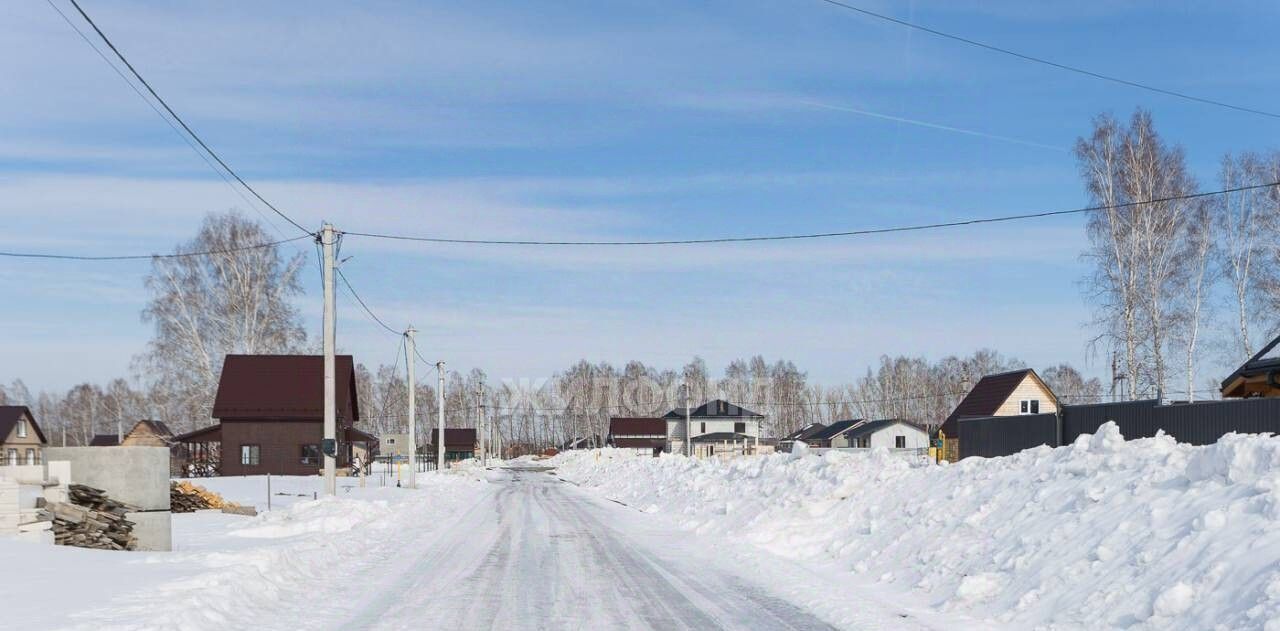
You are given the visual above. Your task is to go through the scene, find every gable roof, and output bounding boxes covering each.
[1221,334,1280,397]
[809,419,863,441]
[663,399,763,419]
[609,418,667,436]
[0,406,46,444]
[845,419,927,440]
[782,422,828,441]
[942,369,1052,436]
[212,354,360,423]
[129,420,173,438]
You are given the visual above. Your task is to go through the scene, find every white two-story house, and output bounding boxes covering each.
[663,399,764,455]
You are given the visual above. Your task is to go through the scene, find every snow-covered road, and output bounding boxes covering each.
[345,467,838,630]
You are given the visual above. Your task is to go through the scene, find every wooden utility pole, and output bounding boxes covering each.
[321,222,337,496]
[436,361,446,470]
[405,326,417,488]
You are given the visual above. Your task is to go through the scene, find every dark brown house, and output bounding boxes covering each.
[210,354,366,476]
[424,428,477,464]
[0,406,47,465]
[607,417,667,456]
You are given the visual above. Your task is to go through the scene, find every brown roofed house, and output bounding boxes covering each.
[424,428,477,465]
[608,417,667,457]
[1221,334,1280,399]
[940,369,1059,440]
[0,406,46,466]
[211,354,362,476]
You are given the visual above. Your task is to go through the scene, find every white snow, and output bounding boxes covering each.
[551,423,1280,630]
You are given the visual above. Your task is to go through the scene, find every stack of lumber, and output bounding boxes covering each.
[44,484,138,551]
[170,481,241,513]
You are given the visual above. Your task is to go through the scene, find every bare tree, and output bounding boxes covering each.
[1077,110,1198,398]
[137,211,307,431]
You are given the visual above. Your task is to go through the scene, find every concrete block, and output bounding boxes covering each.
[126,511,172,552]
[45,447,170,511]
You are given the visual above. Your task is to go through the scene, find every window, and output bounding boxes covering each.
[16,419,27,438]
[6,448,15,464]
[387,438,396,445]
[700,422,706,433]
[300,444,320,465]
[734,422,746,434]
[1020,400,1040,414]
[895,436,907,449]
[25,448,35,465]
[855,436,870,448]
[240,444,260,466]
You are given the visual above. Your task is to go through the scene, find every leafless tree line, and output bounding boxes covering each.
[1077,109,1280,401]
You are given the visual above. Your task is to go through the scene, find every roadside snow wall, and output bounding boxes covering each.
[553,423,1280,630]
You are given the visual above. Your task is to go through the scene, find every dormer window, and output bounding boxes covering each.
[16,419,27,438]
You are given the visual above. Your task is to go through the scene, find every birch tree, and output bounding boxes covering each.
[138,211,307,429]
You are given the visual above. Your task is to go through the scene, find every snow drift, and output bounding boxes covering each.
[553,424,1280,630]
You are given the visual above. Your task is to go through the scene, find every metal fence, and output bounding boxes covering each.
[958,414,1058,459]
[959,397,1280,458]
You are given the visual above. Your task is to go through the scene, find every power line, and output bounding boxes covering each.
[43,0,291,240]
[814,0,1280,120]
[0,234,312,261]
[344,181,1279,247]
[64,0,312,235]
[335,268,402,336]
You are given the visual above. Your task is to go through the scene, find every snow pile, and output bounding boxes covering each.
[64,474,489,630]
[230,496,393,538]
[553,425,1280,630]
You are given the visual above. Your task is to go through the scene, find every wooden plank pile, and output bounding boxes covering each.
[44,484,138,551]
[170,481,237,513]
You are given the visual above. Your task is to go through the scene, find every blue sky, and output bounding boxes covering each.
[2,0,1278,392]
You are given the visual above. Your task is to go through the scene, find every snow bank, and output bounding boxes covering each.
[63,474,489,630]
[553,426,1280,630]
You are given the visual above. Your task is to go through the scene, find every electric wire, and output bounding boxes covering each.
[64,0,312,235]
[344,181,1279,246]
[815,0,1280,120]
[335,268,401,336]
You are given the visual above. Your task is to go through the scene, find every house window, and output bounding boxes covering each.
[240,444,260,466]
[6,448,16,464]
[856,436,869,448]
[387,438,396,445]
[300,444,320,465]
[895,436,907,449]
[16,419,27,438]
[700,422,706,433]
[734,422,746,434]
[25,448,35,465]
[1020,400,1040,414]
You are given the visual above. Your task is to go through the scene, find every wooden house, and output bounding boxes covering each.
[121,420,175,447]
[1221,334,1280,399]
[940,368,1058,460]
[0,406,46,466]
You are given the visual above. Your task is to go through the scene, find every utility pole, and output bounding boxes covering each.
[477,382,486,467]
[684,383,692,457]
[436,361,446,470]
[405,326,417,489]
[321,222,337,496]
